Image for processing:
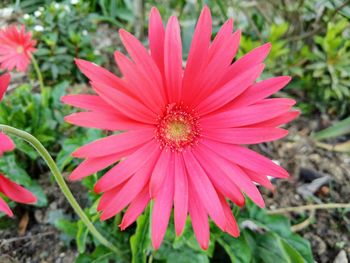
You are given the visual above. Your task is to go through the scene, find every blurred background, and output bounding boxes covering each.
[0,0,349,262]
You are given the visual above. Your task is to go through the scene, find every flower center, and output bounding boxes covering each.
[16,46,24,54]
[156,103,200,151]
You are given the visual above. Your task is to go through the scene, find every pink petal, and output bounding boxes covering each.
[99,151,158,220]
[164,16,183,102]
[119,29,165,103]
[182,6,212,104]
[199,148,265,208]
[188,181,210,250]
[0,73,10,101]
[114,51,165,111]
[0,174,37,204]
[64,111,148,131]
[174,153,188,236]
[194,146,245,206]
[75,58,132,96]
[196,64,265,115]
[0,133,15,155]
[61,94,115,113]
[230,76,292,108]
[0,196,13,217]
[119,187,150,230]
[183,150,226,231]
[91,81,157,124]
[251,110,300,127]
[94,141,160,193]
[202,139,289,178]
[151,158,174,249]
[218,194,239,237]
[72,129,154,158]
[148,7,165,73]
[203,127,288,144]
[218,43,271,87]
[69,153,131,181]
[97,184,124,212]
[149,150,172,197]
[201,99,294,128]
[243,168,274,191]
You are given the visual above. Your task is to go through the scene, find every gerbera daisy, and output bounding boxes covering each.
[0,25,36,72]
[62,6,299,249]
[0,73,37,217]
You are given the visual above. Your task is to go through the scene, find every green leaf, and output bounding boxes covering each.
[313,116,350,140]
[130,208,151,263]
[77,220,89,253]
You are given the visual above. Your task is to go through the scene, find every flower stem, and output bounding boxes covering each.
[267,203,350,214]
[30,55,45,95]
[0,124,124,257]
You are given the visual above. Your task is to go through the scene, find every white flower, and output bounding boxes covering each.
[71,0,79,4]
[34,10,41,17]
[82,30,88,36]
[34,25,44,32]
[23,14,30,20]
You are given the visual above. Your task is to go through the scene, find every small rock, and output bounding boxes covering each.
[333,250,348,263]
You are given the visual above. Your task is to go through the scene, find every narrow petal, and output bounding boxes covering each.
[64,111,148,131]
[148,7,165,73]
[218,195,239,237]
[97,184,124,212]
[119,187,150,230]
[202,127,288,144]
[0,196,13,217]
[218,43,271,87]
[149,150,172,197]
[69,153,132,181]
[202,140,289,178]
[151,159,174,249]
[92,81,157,124]
[0,73,10,101]
[75,58,132,96]
[251,110,300,127]
[183,150,226,231]
[114,51,164,111]
[94,141,160,193]
[188,181,210,250]
[230,76,292,108]
[0,174,37,204]
[198,148,265,208]
[182,6,212,103]
[194,146,245,206]
[196,64,265,115]
[119,29,165,103]
[100,151,158,220]
[61,94,115,113]
[164,16,182,102]
[174,153,188,236]
[243,168,274,190]
[201,99,295,128]
[72,129,154,158]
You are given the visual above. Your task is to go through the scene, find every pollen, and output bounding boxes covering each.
[156,103,200,151]
[16,46,24,53]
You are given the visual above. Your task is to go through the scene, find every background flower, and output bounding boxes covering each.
[0,73,37,216]
[0,25,36,72]
[63,6,298,249]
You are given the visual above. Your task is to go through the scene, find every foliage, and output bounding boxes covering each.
[21,1,103,83]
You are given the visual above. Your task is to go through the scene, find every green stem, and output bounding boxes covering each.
[30,55,45,94]
[0,124,124,257]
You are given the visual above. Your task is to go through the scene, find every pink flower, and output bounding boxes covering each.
[0,74,37,217]
[62,7,299,249]
[0,25,36,72]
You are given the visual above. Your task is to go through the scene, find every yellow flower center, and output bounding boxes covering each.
[16,46,24,54]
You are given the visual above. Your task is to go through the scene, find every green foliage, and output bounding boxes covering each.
[21,1,102,83]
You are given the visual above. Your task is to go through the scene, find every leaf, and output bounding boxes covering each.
[130,207,151,263]
[77,220,90,253]
[218,232,252,263]
[313,117,350,140]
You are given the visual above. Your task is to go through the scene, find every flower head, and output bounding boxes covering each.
[63,6,299,249]
[0,25,36,72]
[0,74,37,217]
